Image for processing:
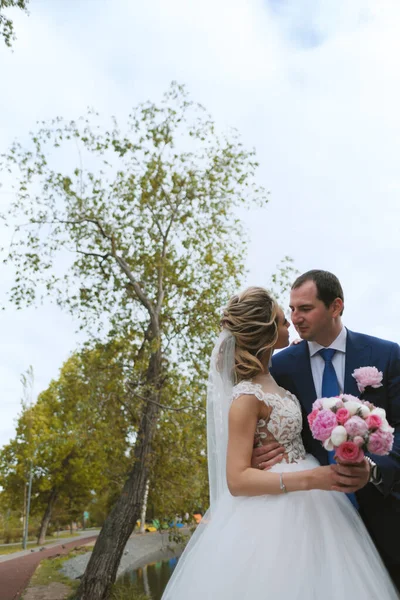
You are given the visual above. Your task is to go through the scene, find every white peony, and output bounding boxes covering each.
[322,397,338,410]
[380,419,394,433]
[323,437,335,451]
[371,407,386,420]
[330,425,348,446]
[344,400,361,416]
[358,405,371,419]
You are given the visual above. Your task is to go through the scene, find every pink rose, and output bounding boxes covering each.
[367,430,394,455]
[352,366,383,393]
[365,414,382,431]
[336,408,351,425]
[353,435,365,447]
[307,409,320,429]
[344,416,368,438]
[336,441,365,463]
[311,409,337,442]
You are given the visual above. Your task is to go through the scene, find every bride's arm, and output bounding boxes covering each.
[226,394,342,497]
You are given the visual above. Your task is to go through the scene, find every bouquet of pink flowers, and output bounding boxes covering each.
[308,367,394,463]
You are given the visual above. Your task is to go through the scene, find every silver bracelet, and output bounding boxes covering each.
[279,473,288,494]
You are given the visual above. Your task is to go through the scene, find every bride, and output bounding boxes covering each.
[162,287,398,599]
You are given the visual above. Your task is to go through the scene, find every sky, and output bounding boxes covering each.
[1,0,400,448]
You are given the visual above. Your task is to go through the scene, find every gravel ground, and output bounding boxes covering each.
[61,531,182,581]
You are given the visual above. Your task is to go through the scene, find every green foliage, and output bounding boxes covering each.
[0,342,131,527]
[0,522,37,544]
[148,396,208,517]
[0,0,29,47]
[1,82,267,364]
[268,256,299,308]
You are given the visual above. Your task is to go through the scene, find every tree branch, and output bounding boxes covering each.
[127,388,205,413]
[155,197,185,314]
[112,249,157,325]
[76,250,111,261]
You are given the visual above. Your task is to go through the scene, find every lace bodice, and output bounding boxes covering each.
[232,381,306,464]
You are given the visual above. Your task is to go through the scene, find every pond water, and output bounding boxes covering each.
[118,551,180,599]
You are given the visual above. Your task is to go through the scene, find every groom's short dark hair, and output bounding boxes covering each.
[292,270,344,314]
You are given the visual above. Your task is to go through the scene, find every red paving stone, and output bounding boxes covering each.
[0,536,97,600]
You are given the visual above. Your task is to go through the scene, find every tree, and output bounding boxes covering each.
[1,0,29,48]
[1,83,268,599]
[0,342,131,544]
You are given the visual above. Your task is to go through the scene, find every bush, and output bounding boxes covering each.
[0,524,37,544]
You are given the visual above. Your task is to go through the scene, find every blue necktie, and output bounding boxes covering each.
[319,348,359,509]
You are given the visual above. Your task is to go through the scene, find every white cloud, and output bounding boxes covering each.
[1,0,400,447]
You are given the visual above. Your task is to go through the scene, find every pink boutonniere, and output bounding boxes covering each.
[352,366,383,394]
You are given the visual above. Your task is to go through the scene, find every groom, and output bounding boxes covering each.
[252,270,400,589]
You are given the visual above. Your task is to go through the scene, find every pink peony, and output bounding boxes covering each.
[367,430,394,455]
[336,441,365,463]
[307,409,320,429]
[312,399,323,410]
[311,409,337,442]
[365,414,382,431]
[352,366,383,393]
[342,394,362,403]
[353,435,365,447]
[336,408,351,425]
[344,416,368,438]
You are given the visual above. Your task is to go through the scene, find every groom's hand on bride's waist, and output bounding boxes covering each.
[330,459,370,493]
[251,441,286,470]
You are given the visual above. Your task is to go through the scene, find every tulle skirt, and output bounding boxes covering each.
[162,455,398,599]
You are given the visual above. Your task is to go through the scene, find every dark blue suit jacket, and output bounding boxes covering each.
[271,329,400,566]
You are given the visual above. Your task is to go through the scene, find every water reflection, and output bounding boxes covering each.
[119,552,180,600]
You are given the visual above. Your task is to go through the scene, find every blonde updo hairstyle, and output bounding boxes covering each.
[221,287,279,382]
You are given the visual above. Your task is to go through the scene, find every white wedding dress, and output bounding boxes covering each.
[162,381,398,599]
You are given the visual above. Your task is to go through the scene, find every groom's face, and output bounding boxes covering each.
[289,281,337,342]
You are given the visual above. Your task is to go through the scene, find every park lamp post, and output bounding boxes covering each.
[20,366,36,551]
[22,440,45,550]
[22,459,34,550]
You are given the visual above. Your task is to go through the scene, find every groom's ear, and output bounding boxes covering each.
[331,297,344,318]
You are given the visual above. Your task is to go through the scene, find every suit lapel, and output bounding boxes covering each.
[344,329,372,396]
[291,342,317,414]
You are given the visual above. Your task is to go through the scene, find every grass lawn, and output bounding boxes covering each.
[24,546,149,600]
[110,579,149,600]
[25,546,94,599]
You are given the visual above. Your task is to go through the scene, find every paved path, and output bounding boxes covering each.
[0,530,95,548]
[0,535,97,600]
[0,531,100,565]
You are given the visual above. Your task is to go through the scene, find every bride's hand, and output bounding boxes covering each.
[330,459,370,492]
[308,465,349,492]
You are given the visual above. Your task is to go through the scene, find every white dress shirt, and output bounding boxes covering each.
[308,327,347,398]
